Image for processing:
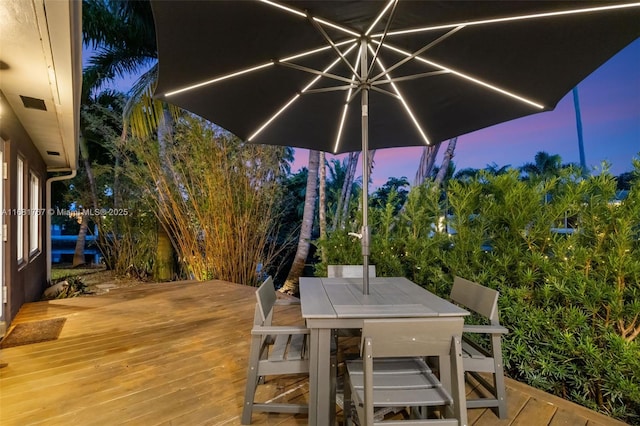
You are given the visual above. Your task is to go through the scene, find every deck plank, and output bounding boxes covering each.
[550,409,588,426]
[511,398,557,426]
[0,280,627,426]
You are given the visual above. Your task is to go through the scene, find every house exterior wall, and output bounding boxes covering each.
[0,91,48,334]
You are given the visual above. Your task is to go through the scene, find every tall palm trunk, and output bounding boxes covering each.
[434,137,457,187]
[154,107,176,281]
[280,150,320,295]
[414,143,441,186]
[572,87,588,176]
[318,151,327,263]
[73,134,100,267]
[73,215,90,267]
[340,152,360,229]
[367,150,376,179]
[332,152,356,230]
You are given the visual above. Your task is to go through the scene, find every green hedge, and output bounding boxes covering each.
[316,162,640,423]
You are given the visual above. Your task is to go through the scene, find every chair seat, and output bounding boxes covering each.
[343,318,467,426]
[347,358,453,406]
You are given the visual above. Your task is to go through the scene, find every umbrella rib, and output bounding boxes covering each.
[334,104,350,153]
[280,39,355,62]
[257,0,306,18]
[304,85,358,95]
[372,2,640,37]
[368,85,400,99]
[376,41,545,110]
[277,61,356,85]
[164,62,274,97]
[334,45,363,153]
[369,25,464,84]
[368,44,431,145]
[365,0,397,36]
[346,87,363,105]
[249,45,358,142]
[164,41,356,97]
[258,0,360,37]
[308,16,360,78]
[366,0,399,77]
[248,94,301,142]
[371,70,449,85]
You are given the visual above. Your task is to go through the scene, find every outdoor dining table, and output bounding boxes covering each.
[299,276,470,425]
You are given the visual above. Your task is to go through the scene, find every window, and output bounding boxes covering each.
[17,157,24,263]
[29,172,40,255]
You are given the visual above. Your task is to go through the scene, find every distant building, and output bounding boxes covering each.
[0,1,82,335]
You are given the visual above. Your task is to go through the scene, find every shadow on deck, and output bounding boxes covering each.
[0,280,627,425]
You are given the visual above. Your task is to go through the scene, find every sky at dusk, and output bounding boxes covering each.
[291,38,640,189]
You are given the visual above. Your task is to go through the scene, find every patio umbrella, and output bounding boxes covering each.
[150,0,640,294]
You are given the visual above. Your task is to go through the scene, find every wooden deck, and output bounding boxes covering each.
[0,280,628,425]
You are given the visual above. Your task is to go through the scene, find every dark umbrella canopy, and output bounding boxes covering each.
[151,1,639,153]
[151,1,639,293]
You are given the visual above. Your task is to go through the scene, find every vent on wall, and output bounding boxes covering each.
[46,151,60,156]
[20,96,47,111]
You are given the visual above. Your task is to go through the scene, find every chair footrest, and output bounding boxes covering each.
[252,402,308,414]
[466,398,500,409]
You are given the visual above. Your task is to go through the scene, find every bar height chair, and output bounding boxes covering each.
[450,276,509,419]
[344,317,468,425]
[241,277,310,424]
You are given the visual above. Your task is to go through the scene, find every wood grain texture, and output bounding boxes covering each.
[0,280,626,426]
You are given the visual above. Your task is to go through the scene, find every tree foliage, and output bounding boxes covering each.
[128,115,292,285]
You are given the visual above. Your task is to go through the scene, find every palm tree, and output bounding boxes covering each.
[520,151,563,181]
[280,150,320,295]
[484,162,511,176]
[73,89,125,266]
[83,0,177,280]
[414,143,442,186]
[434,137,458,187]
[370,177,410,213]
[318,151,327,263]
[454,167,481,182]
[82,0,156,103]
[572,87,587,175]
[328,156,359,231]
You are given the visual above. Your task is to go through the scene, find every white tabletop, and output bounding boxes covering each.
[300,276,469,320]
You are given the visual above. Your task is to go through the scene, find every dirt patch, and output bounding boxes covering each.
[80,270,146,295]
[51,266,146,296]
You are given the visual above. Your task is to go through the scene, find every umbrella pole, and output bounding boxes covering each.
[360,39,370,295]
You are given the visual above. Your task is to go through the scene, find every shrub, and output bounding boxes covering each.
[318,161,640,423]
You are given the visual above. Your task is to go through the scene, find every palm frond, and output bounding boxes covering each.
[124,65,180,140]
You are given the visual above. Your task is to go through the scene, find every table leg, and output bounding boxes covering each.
[309,328,335,425]
[318,328,334,424]
[309,328,319,425]
[439,355,452,395]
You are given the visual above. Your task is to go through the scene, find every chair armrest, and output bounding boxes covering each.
[463,324,509,335]
[275,299,301,305]
[251,325,310,336]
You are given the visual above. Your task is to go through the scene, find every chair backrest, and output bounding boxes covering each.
[255,276,277,324]
[327,264,376,278]
[450,276,500,324]
[361,317,464,358]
